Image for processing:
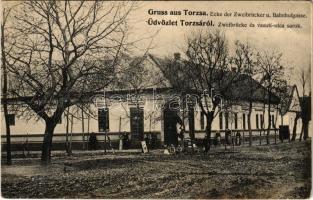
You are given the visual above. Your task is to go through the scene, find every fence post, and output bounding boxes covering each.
[82,110,85,151]
[274,129,277,144]
[242,131,245,146]
[104,132,107,154]
[224,131,227,150]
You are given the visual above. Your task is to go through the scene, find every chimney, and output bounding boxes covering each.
[174,52,181,60]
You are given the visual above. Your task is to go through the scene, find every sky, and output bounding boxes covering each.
[3,1,311,94]
[127,1,312,94]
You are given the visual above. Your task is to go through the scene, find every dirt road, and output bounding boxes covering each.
[1,141,311,198]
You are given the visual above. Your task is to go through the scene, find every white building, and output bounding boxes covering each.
[1,54,291,149]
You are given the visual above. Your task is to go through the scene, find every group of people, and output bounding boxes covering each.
[212,129,242,146]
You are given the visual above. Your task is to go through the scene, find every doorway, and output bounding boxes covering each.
[130,107,144,141]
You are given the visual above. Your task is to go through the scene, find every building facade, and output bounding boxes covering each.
[1,54,293,148]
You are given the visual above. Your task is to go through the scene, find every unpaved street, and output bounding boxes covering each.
[1,141,311,198]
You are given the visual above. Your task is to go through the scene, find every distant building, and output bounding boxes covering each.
[279,85,302,136]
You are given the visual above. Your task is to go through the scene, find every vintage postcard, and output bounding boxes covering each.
[1,0,312,199]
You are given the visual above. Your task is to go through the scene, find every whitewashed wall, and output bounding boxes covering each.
[1,97,284,140]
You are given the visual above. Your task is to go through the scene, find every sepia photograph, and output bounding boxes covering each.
[1,0,312,199]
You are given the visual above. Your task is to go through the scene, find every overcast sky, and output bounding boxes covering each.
[127,1,311,93]
[4,1,311,94]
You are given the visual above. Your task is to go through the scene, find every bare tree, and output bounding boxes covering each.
[256,50,285,144]
[298,67,311,141]
[298,67,310,97]
[233,41,258,146]
[4,1,136,162]
[117,53,166,93]
[299,96,311,141]
[166,30,243,152]
[292,109,301,141]
[1,6,15,165]
[160,54,189,142]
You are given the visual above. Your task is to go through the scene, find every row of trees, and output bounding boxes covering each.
[2,1,310,163]
[162,30,289,152]
[2,1,139,163]
[297,68,311,141]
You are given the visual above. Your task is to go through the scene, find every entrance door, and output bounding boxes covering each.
[130,107,144,141]
[98,108,109,132]
[163,108,180,146]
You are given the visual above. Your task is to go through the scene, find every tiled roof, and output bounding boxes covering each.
[2,53,281,105]
[149,54,280,104]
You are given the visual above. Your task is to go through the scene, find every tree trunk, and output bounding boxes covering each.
[65,110,71,155]
[299,123,304,141]
[2,67,12,165]
[2,18,11,165]
[267,89,271,145]
[41,120,57,163]
[248,101,252,146]
[247,77,254,146]
[70,115,74,151]
[291,114,300,141]
[3,98,11,165]
[303,121,309,140]
[82,107,85,150]
[204,114,213,153]
[188,107,195,142]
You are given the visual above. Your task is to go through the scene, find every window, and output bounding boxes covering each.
[256,114,259,129]
[200,111,205,130]
[242,113,246,130]
[6,114,15,126]
[98,108,109,132]
[234,113,238,129]
[219,112,223,130]
[225,112,229,129]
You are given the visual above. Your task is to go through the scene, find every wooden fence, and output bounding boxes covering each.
[1,128,287,152]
